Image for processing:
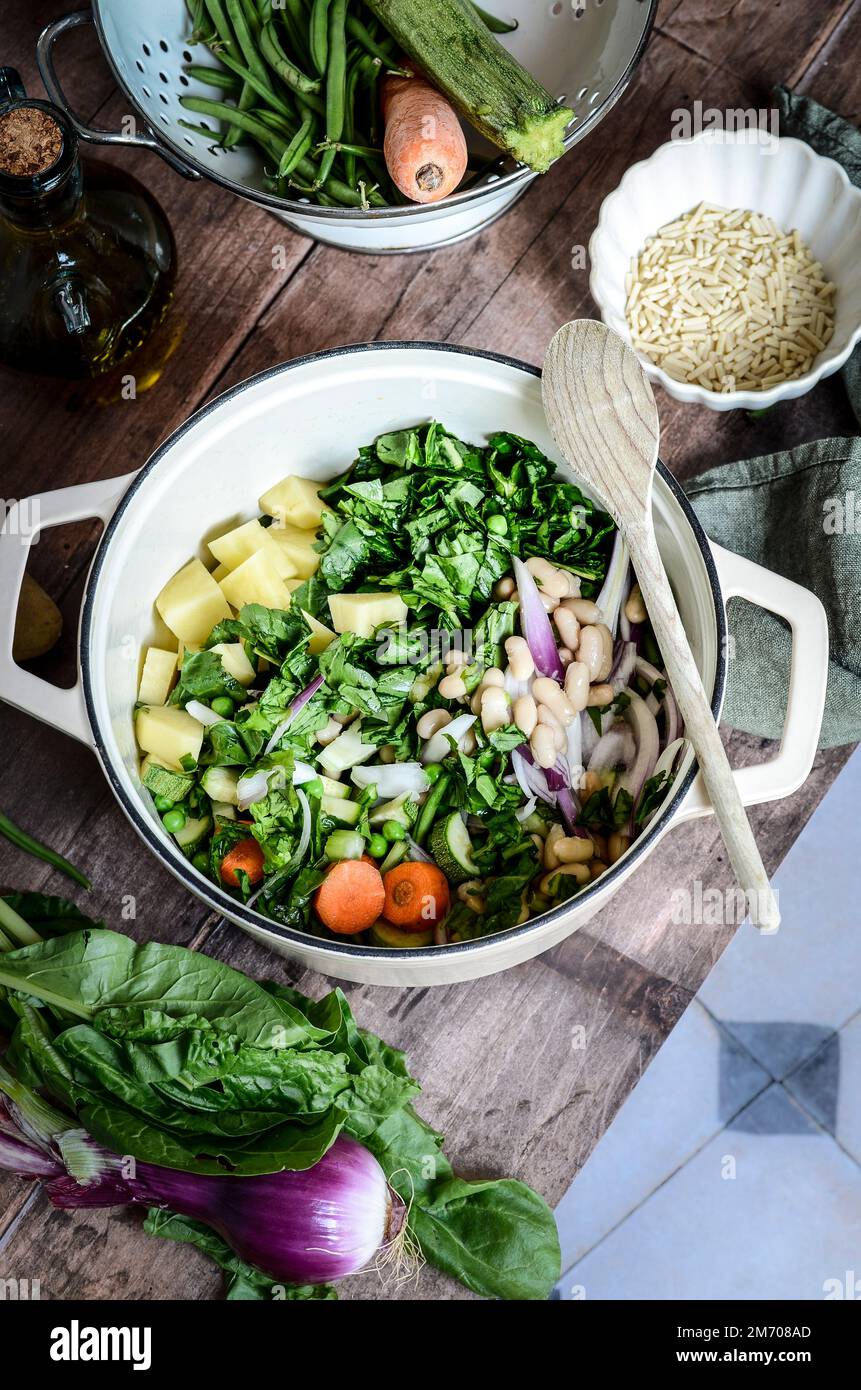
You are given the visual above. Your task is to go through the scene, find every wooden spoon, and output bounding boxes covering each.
[542,319,780,932]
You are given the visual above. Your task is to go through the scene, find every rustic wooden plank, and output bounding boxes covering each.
[660,0,857,89]
[793,0,861,116]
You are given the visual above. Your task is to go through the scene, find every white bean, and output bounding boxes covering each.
[607,832,630,864]
[379,744,396,764]
[556,834,594,864]
[526,556,570,598]
[530,723,557,769]
[504,635,534,681]
[438,673,467,701]
[595,623,614,682]
[562,597,602,624]
[586,683,614,708]
[624,583,647,624]
[445,647,470,670]
[543,823,565,870]
[493,576,515,600]
[480,686,510,734]
[513,693,538,737]
[461,727,477,755]
[539,863,590,893]
[416,708,452,740]
[554,605,580,652]
[482,667,505,688]
[558,647,574,666]
[576,626,604,682]
[537,705,566,751]
[532,676,576,727]
[564,660,590,712]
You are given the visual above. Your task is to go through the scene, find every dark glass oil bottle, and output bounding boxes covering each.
[0,68,176,380]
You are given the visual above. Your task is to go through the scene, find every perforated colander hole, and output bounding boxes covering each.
[142,85,151,97]
[160,113,169,124]
[183,49,193,62]
[159,92,169,105]
[142,42,151,56]
[577,86,588,100]
[550,1,563,13]
[159,71,169,83]
[573,4,585,17]
[159,39,169,52]
[486,173,500,183]
[135,59,145,73]
[179,73,189,86]
[589,90,600,104]
[183,136,194,146]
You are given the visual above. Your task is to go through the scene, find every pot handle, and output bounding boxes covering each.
[0,473,137,747]
[675,542,829,823]
[37,11,201,180]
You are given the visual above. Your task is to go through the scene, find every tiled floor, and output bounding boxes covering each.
[553,746,861,1300]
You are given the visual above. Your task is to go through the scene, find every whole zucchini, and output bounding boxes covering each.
[363,0,574,173]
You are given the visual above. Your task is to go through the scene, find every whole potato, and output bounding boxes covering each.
[13,574,62,662]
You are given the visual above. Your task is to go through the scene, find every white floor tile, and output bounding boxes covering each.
[558,1086,861,1301]
[698,747,861,1076]
[554,1000,769,1268]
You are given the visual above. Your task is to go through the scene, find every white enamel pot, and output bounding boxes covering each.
[0,344,828,985]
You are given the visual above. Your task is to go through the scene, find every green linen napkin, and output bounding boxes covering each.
[684,87,861,748]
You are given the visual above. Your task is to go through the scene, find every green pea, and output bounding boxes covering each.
[153,794,174,813]
[192,851,209,872]
[162,808,187,834]
[382,819,407,843]
[367,833,389,859]
[211,696,236,719]
[423,762,444,784]
[487,514,508,536]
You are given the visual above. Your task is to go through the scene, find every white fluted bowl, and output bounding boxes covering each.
[589,130,861,410]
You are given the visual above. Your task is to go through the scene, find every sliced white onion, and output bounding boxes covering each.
[237,766,285,810]
[635,655,665,715]
[185,699,223,728]
[421,712,477,765]
[511,747,555,805]
[292,760,319,785]
[293,786,312,864]
[617,689,660,811]
[564,713,583,788]
[351,762,429,798]
[515,796,537,822]
[610,640,638,695]
[588,725,636,774]
[503,663,530,703]
[265,717,293,756]
[595,532,629,638]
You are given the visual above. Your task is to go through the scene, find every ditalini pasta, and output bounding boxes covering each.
[625,202,836,393]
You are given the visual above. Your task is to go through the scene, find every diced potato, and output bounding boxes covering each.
[259,474,330,530]
[285,578,303,594]
[211,562,231,583]
[328,592,408,639]
[136,705,204,767]
[219,549,295,612]
[210,641,256,686]
[138,647,178,705]
[269,527,320,579]
[208,518,296,580]
[303,610,336,655]
[156,558,232,645]
[140,752,180,776]
[176,640,201,671]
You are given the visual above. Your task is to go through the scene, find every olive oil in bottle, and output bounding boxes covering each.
[0,68,176,380]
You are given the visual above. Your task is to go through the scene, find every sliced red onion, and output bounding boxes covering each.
[556,786,577,831]
[633,656,682,745]
[511,748,555,805]
[594,532,629,638]
[634,655,664,714]
[610,640,638,695]
[421,712,477,765]
[617,689,660,811]
[352,762,429,798]
[406,837,433,863]
[588,724,636,774]
[264,673,325,755]
[185,699,224,728]
[653,737,688,782]
[512,557,564,681]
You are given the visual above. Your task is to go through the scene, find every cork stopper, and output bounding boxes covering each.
[0,106,63,177]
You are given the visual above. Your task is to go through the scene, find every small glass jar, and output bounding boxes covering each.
[0,67,177,380]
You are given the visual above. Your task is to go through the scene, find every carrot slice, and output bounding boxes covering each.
[220,837,265,888]
[314,859,386,935]
[382,862,450,930]
[381,69,468,205]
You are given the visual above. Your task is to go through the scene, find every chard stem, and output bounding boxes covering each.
[0,898,42,948]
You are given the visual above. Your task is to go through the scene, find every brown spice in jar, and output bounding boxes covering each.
[0,107,63,176]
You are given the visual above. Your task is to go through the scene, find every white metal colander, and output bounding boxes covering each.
[37,0,656,253]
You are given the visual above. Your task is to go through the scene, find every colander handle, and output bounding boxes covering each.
[37,11,201,180]
[675,543,829,823]
[0,473,137,747]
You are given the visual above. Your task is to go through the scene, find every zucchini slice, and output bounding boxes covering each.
[429,811,479,884]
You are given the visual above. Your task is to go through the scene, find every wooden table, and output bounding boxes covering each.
[0,0,857,1300]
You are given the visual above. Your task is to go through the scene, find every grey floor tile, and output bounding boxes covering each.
[553,1000,769,1268]
[784,1033,841,1135]
[699,747,861,1076]
[558,1086,861,1300]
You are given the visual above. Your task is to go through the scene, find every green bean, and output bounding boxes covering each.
[317,139,381,159]
[180,95,283,158]
[202,0,253,147]
[310,0,332,76]
[318,0,347,186]
[206,45,296,118]
[279,110,315,177]
[0,811,90,890]
[413,774,451,846]
[344,14,407,69]
[468,1,518,33]
[184,62,244,91]
[277,0,314,72]
[186,0,215,44]
[260,21,322,99]
[227,0,270,88]
[291,154,386,206]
